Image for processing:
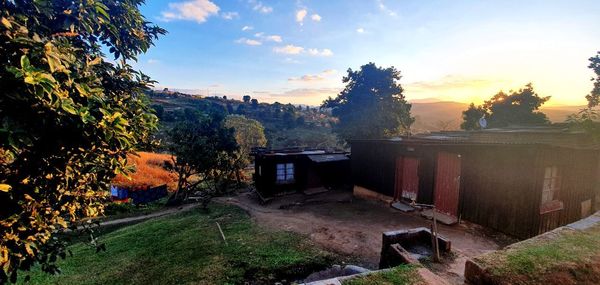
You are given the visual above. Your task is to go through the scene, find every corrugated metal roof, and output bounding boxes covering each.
[307,154,349,163]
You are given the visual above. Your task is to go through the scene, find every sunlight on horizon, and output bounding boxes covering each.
[139,0,600,107]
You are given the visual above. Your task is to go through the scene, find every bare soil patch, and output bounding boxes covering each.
[217,190,516,284]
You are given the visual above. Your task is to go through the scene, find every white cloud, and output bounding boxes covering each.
[221,11,239,20]
[147,59,160,64]
[307,48,333,57]
[161,0,220,23]
[376,0,397,16]
[266,35,283,42]
[274,45,305,55]
[251,1,273,14]
[311,14,321,21]
[253,33,283,43]
[235,38,262,46]
[296,9,307,24]
[288,69,338,82]
[356,28,365,33]
[242,25,253,31]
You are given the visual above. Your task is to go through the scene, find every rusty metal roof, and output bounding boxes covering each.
[352,126,599,150]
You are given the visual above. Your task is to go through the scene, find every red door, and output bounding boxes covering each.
[394,157,420,202]
[434,152,462,218]
[401,158,420,202]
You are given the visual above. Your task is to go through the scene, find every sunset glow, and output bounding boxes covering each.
[135,0,600,106]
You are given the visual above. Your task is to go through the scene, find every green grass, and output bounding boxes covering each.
[476,224,600,277]
[19,203,335,284]
[342,265,424,285]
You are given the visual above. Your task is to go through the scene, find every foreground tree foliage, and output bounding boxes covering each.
[461,84,550,130]
[322,62,414,141]
[0,0,164,282]
[168,110,239,203]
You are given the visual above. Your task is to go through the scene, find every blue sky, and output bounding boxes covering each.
[133,0,600,106]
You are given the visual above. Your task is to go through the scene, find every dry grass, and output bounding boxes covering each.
[112,152,178,191]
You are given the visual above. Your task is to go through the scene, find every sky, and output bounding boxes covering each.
[132,0,600,106]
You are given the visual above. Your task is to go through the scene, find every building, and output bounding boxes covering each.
[252,148,351,200]
[351,127,600,238]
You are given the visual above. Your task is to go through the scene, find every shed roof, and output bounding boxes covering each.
[307,154,350,163]
[352,126,599,150]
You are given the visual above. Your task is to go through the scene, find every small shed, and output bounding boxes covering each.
[351,126,600,238]
[252,148,351,199]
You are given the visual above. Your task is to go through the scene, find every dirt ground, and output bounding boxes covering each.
[217,190,516,284]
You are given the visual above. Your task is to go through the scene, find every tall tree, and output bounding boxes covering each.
[567,51,600,137]
[0,0,165,282]
[461,84,550,129]
[168,112,238,201]
[586,51,600,108]
[461,103,488,130]
[484,84,550,127]
[224,115,267,183]
[322,62,414,140]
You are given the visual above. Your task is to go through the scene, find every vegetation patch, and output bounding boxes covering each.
[19,203,336,284]
[343,265,425,285]
[112,152,178,191]
[474,224,600,284]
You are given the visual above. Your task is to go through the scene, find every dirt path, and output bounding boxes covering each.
[217,190,515,284]
[80,203,200,229]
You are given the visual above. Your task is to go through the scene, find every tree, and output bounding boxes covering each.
[322,62,414,140]
[484,84,549,127]
[461,84,550,129]
[0,1,165,282]
[224,115,267,183]
[461,103,488,130]
[243,95,251,103]
[251,99,259,108]
[168,112,238,202]
[567,51,600,138]
[586,51,600,108]
[236,104,246,115]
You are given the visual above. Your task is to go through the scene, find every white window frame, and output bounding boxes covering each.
[276,163,295,184]
[541,166,560,205]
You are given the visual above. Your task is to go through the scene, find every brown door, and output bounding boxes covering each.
[401,157,420,202]
[434,152,462,218]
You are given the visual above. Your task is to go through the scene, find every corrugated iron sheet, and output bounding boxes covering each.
[434,152,461,218]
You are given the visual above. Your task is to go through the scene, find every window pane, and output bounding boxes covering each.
[544,167,552,179]
[551,166,558,177]
[286,173,294,181]
[286,163,294,170]
[277,164,285,170]
[277,168,285,176]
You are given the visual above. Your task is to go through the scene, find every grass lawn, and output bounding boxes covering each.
[342,265,424,285]
[474,223,600,284]
[19,203,336,285]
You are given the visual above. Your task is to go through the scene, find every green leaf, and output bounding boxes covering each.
[20,55,30,69]
[60,98,78,115]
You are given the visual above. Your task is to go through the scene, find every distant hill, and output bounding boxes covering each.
[149,91,585,146]
[148,91,343,150]
[409,101,584,132]
[410,101,468,132]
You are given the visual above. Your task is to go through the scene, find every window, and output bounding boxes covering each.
[541,166,560,205]
[276,163,294,184]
